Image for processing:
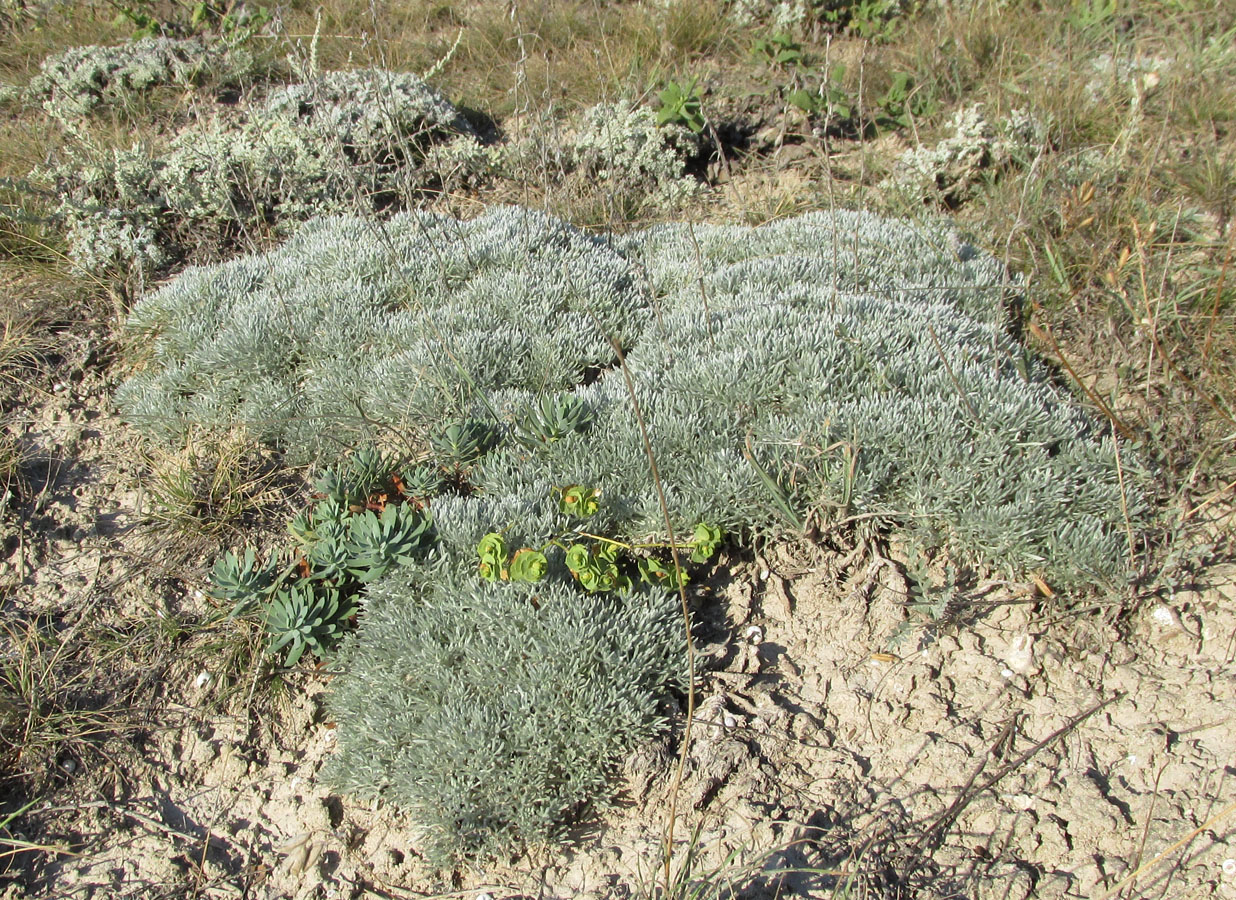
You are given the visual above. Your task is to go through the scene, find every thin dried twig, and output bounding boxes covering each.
[909,692,1123,860]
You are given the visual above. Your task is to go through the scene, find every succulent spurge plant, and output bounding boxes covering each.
[207,445,439,665]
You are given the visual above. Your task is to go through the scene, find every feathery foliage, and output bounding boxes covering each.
[23,35,258,121]
[136,203,1149,860]
[326,561,686,864]
[123,206,1147,587]
[41,67,480,276]
[117,206,648,459]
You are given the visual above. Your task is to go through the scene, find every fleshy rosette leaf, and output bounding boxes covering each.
[433,419,503,466]
[346,504,435,582]
[208,546,279,612]
[265,583,357,666]
[508,548,548,583]
[557,484,601,518]
[478,532,507,581]
[515,393,594,447]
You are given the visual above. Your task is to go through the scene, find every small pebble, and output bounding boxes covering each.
[1151,605,1180,628]
[1223,858,1236,877]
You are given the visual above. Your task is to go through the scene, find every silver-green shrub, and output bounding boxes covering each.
[567,99,703,211]
[119,205,1147,587]
[25,36,257,122]
[326,556,685,863]
[119,203,1149,860]
[116,206,647,457]
[883,105,1045,204]
[45,68,480,275]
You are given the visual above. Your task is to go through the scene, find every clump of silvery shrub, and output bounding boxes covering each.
[118,204,1145,589]
[326,559,685,863]
[116,206,648,457]
[42,68,482,278]
[495,99,704,222]
[727,0,813,30]
[884,105,1045,205]
[24,36,258,122]
[117,203,1149,861]
[567,99,704,212]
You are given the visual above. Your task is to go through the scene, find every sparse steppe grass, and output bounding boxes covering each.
[0,0,1233,894]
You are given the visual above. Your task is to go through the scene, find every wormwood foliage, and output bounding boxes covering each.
[41,67,480,276]
[117,206,646,457]
[132,204,1151,860]
[22,35,259,121]
[124,206,1148,588]
[569,98,704,211]
[326,561,686,864]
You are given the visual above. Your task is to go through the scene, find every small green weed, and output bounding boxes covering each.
[656,77,706,133]
[1065,0,1119,32]
[819,0,906,43]
[752,32,805,68]
[875,71,936,130]
[111,0,272,39]
[787,64,853,124]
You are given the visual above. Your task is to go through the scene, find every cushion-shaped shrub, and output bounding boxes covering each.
[24,36,258,121]
[115,206,648,457]
[567,99,703,211]
[120,205,1147,587]
[325,553,686,863]
[45,68,481,275]
[120,205,1150,860]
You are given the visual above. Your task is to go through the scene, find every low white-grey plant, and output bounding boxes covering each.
[24,36,257,122]
[568,99,704,211]
[727,0,812,30]
[326,558,686,863]
[42,68,482,276]
[118,203,1151,860]
[116,206,648,455]
[883,105,1045,204]
[118,204,1146,588]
